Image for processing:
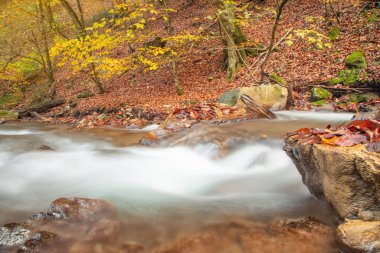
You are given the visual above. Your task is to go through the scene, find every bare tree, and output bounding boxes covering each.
[259,0,289,78]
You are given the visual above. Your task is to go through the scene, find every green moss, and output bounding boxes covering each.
[270,72,286,86]
[176,85,184,96]
[330,69,361,85]
[345,50,366,69]
[0,110,18,120]
[219,88,241,106]
[0,93,22,109]
[13,56,41,78]
[76,91,94,99]
[328,27,340,41]
[348,94,368,103]
[310,87,332,102]
[311,100,326,106]
[348,92,378,103]
[368,11,378,23]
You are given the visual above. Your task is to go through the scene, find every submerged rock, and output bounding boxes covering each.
[153,217,335,253]
[0,223,58,252]
[47,197,116,221]
[284,142,380,219]
[19,231,58,252]
[337,219,380,253]
[38,145,54,151]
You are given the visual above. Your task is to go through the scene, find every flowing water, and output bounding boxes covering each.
[0,111,354,252]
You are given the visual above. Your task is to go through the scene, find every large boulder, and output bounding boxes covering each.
[219,84,288,110]
[283,142,380,219]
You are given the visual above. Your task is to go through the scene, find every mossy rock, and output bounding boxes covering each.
[270,72,286,86]
[219,88,241,106]
[328,27,340,41]
[0,110,18,120]
[330,69,361,85]
[348,92,379,103]
[311,100,327,106]
[310,87,332,102]
[76,91,94,99]
[345,50,366,69]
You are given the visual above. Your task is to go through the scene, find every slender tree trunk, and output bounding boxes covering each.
[162,0,183,95]
[260,0,289,78]
[217,0,247,79]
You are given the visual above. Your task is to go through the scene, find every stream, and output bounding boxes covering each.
[0,111,354,252]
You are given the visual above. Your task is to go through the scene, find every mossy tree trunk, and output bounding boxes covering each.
[217,0,247,79]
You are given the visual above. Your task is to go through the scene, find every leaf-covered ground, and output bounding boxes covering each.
[21,0,379,126]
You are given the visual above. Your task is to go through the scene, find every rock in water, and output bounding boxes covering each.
[0,223,32,247]
[283,142,380,219]
[337,219,380,253]
[284,137,380,253]
[47,197,116,221]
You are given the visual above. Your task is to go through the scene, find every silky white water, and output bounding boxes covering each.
[0,111,353,225]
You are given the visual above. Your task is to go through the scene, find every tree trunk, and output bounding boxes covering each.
[217,0,247,79]
[18,98,65,117]
[59,0,105,94]
[162,0,183,96]
[259,0,288,78]
[37,0,55,96]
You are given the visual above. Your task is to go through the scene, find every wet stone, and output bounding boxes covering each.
[38,145,54,151]
[30,212,48,221]
[47,197,116,222]
[19,231,58,252]
[0,223,32,247]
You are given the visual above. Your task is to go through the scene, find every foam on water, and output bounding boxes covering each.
[0,111,351,223]
[275,110,354,122]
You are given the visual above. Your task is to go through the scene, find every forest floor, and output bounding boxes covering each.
[18,0,380,127]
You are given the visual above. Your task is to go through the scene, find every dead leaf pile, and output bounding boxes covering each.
[167,103,247,122]
[286,120,380,148]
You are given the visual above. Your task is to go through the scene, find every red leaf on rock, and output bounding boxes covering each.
[334,134,368,147]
